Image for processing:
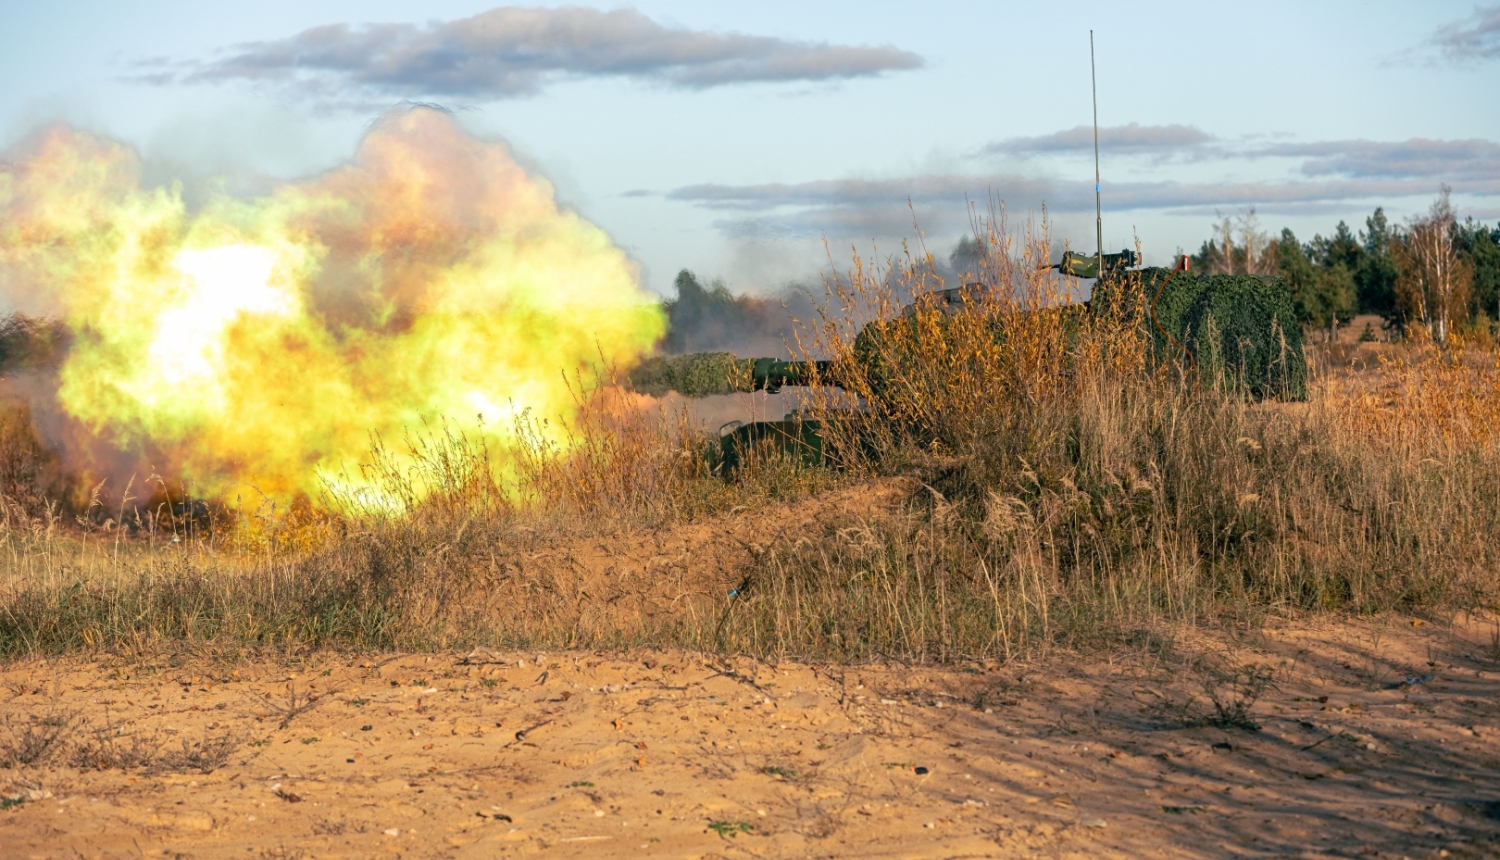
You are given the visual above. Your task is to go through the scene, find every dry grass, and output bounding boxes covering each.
[0,212,1497,663]
[0,376,831,655]
[713,210,1500,660]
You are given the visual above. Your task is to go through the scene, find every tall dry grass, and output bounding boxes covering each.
[0,368,829,656]
[0,211,1497,661]
[713,211,1500,660]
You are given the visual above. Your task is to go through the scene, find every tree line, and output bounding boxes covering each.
[1187,187,1500,342]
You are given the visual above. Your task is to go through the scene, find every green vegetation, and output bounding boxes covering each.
[1094,269,1307,400]
[1189,195,1500,342]
[708,820,754,837]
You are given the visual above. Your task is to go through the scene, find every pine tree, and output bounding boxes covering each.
[1355,208,1399,322]
[1457,218,1500,326]
[1316,221,1364,272]
[1190,238,1224,274]
[1273,229,1354,333]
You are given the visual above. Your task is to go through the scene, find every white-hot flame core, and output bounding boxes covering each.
[147,245,300,391]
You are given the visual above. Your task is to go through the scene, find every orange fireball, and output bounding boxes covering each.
[0,107,665,504]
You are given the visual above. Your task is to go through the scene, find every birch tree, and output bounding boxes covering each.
[1396,187,1472,343]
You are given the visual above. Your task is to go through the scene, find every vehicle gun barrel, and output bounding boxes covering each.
[629,353,834,398]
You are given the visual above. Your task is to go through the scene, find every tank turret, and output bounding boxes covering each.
[1048,248,1140,279]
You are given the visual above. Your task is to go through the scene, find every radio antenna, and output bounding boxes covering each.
[1091,30,1102,280]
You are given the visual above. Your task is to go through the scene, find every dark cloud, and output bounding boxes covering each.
[163,6,923,100]
[981,123,1213,157]
[983,126,1500,185]
[1102,177,1500,210]
[670,175,1054,211]
[1430,4,1500,62]
[1253,138,1500,181]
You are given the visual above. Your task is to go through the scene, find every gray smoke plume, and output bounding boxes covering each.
[660,269,818,357]
[659,235,1003,359]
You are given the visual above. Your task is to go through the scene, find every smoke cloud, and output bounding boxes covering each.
[659,270,816,358]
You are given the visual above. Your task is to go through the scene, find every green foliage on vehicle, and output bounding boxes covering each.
[1097,268,1308,401]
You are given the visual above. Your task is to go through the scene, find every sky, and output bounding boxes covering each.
[3,1,1499,299]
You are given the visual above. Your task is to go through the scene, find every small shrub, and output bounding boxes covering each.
[1143,657,1273,732]
[162,729,243,774]
[1196,660,1275,732]
[0,711,75,767]
[72,723,164,772]
[708,820,754,838]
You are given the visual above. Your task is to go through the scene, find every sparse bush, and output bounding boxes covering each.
[0,710,75,767]
[1141,656,1273,731]
[162,729,243,774]
[72,723,164,772]
[1193,658,1274,731]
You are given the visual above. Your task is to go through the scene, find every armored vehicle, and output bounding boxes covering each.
[629,258,1308,471]
[636,37,1309,472]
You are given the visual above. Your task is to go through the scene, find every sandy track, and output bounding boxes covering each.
[2,618,1499,858]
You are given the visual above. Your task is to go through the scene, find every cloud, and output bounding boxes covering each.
[670,170,1500,238]
[981,123,1213,157]
[982,125,1500,186]
[675,174,1493,213]
[1429,4,1500,62]
[670,175,1054,210]
[161,6,923,101]
[665,131,1500,239]
[1253,138,1500,181]
[669,175,1053,238]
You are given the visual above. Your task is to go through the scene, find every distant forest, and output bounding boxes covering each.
[1180,187,1499,342]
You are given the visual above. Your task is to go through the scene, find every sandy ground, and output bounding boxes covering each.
[2,616,1499,859]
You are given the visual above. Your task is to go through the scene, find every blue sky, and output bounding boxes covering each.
[4,1,1498,297]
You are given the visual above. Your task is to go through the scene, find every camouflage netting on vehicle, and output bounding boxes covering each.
[1094,268,1308,401]
[633,269,1307,404]
[629,352,755,398]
